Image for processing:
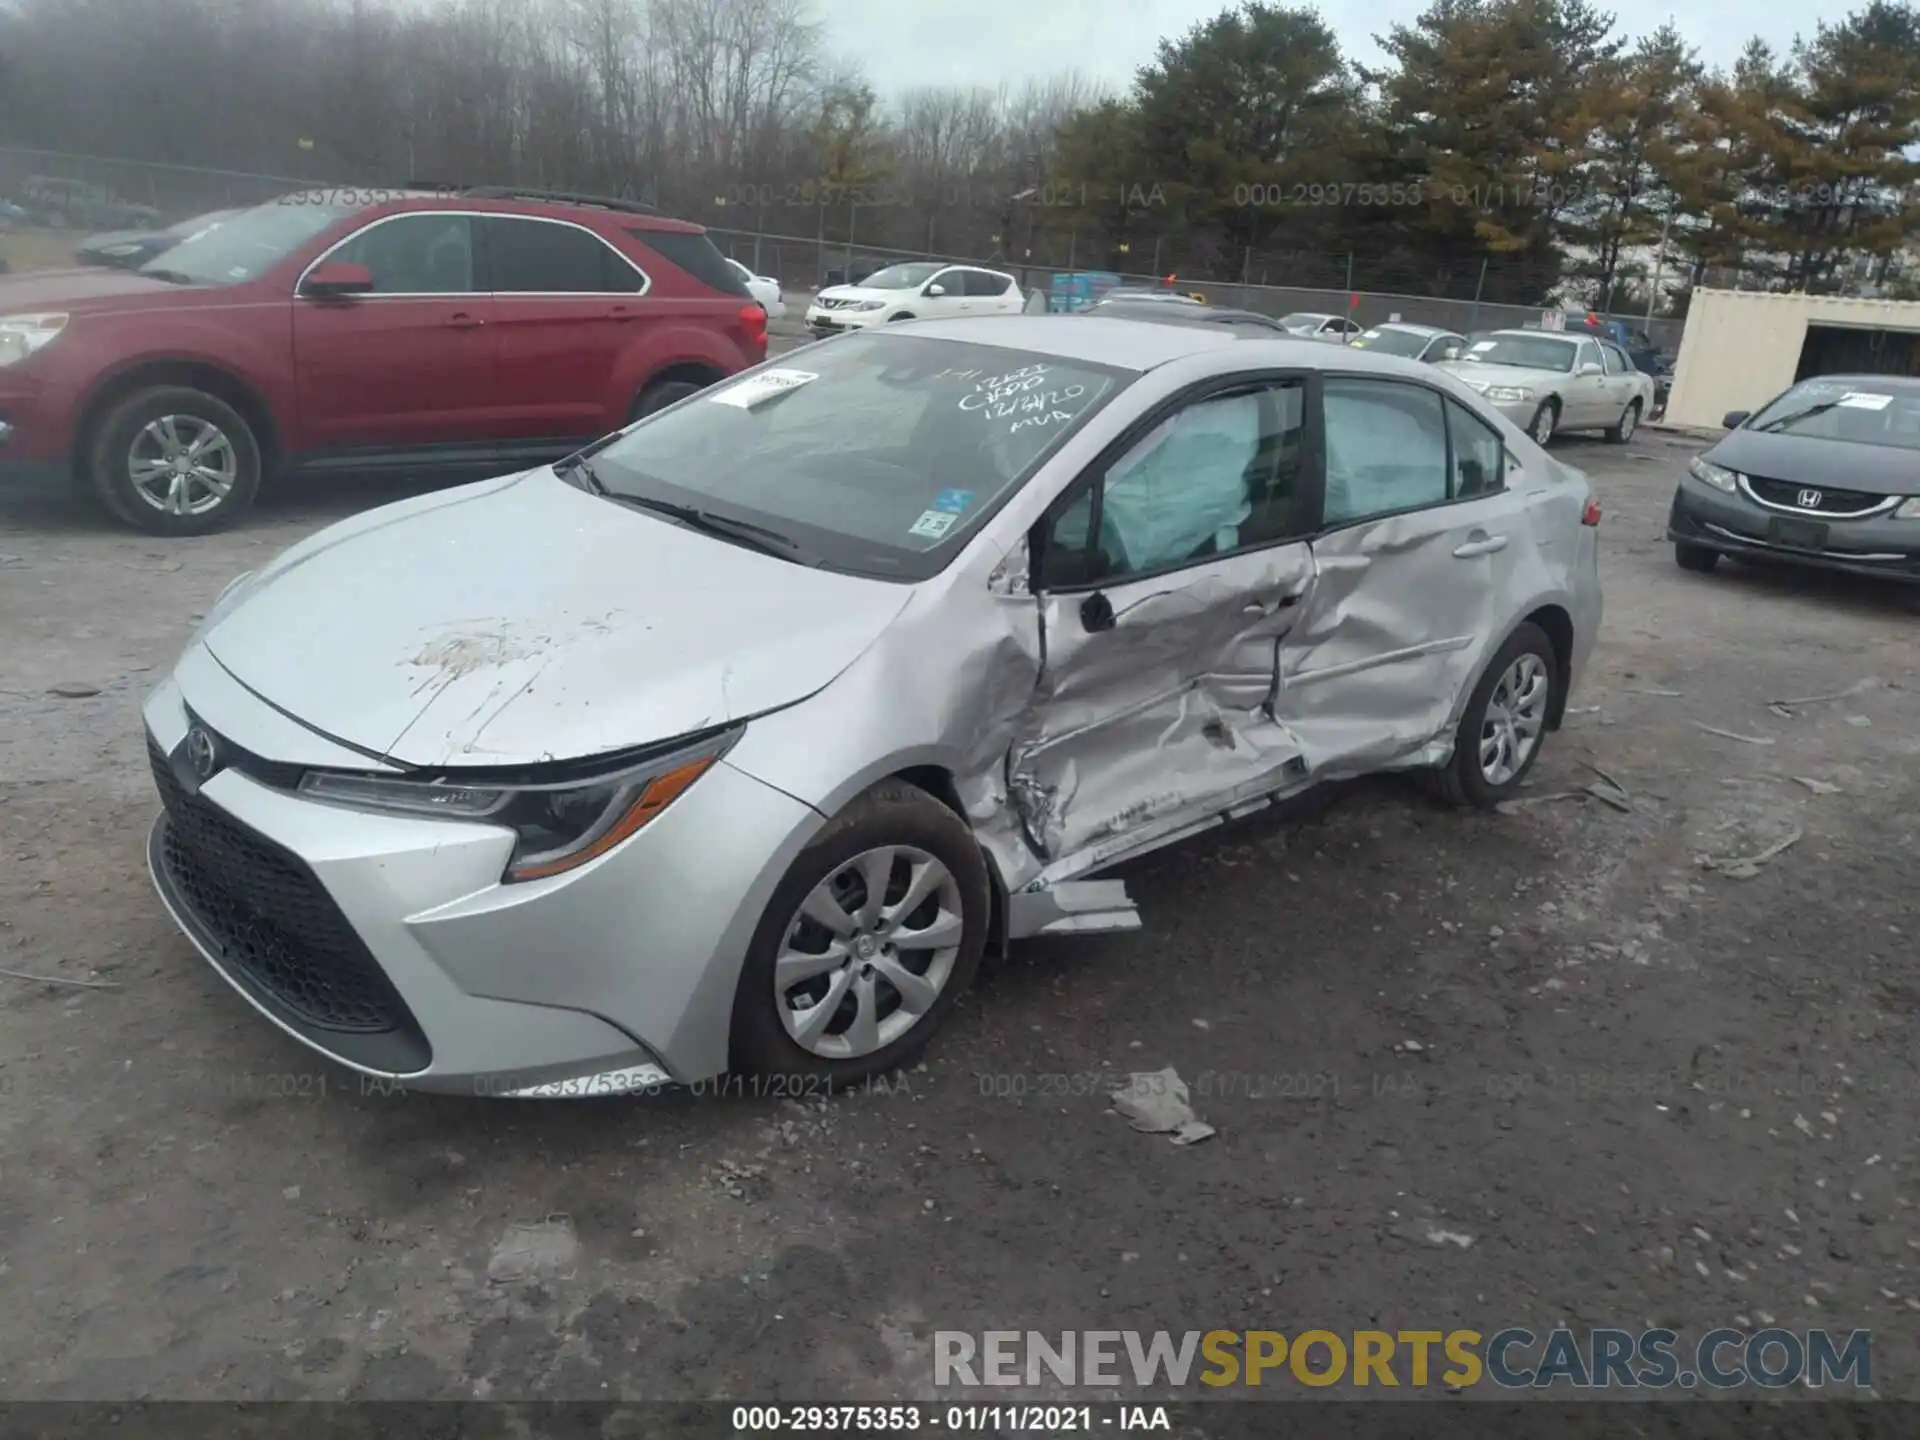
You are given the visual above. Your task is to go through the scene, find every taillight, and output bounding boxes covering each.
[1581,498,1602,526]
[739,304,767,348]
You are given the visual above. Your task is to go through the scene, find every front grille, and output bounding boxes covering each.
[148,735,410,1035]
[1744,475,1887,515]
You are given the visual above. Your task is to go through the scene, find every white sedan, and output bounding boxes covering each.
[726,257,784,319]
[807,262,1025,334]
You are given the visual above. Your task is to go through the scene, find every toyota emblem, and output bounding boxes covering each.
[184,726,219,780]
[1797,489,1823,509]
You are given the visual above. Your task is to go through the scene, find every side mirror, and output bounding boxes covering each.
[300,260,374,298]
[925,282,947,296]
[1723,410,1750,428]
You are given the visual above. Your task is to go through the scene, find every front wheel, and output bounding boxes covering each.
[1423,622,1559,808]
[1527,401,1559,446]
[887,311,914,322]
[88,386,262,535]
[1675,542,1719,573]
[729,782,989,1084]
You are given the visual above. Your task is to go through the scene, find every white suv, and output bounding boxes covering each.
[807,262,1025,334]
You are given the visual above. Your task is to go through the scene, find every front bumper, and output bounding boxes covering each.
[805,309,881,335]
[1668,473,1920,584]
[141,665,824,1095]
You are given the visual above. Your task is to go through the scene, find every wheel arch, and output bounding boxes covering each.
[72,358,283,480]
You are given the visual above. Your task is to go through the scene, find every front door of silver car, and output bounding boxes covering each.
[1276,375,1529,773]
[1013,378,1315,862]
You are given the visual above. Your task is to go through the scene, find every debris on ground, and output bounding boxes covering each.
[1110,1068,1215,1146]
[486,1217,579,1285]
[713,1157,767,1198]
[1700,825,1805,880]
[1694,722,1775,746]
[1577,761,1633,812]
[46,682,101,699]
[1426,1227,1476,1248]
[1768,679,1878,710]
[1495,790,1588,815]
[1846,715,1872,728]
[1627,687,1684,697]
[1792,777,1843,796]
[0,966,119,990]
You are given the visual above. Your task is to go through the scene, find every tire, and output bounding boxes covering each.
[629,378,705,422]
[729,782,990,1084]
[1527,400,1559,446]
[887,311,914,322]
[1422,621,1559,809]
[87,385,261,536]
[1606,399,1641,444]
[1675,542,1719,573]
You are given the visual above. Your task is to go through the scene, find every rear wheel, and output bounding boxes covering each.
[729,783,989,1084]
[629,378,705,422]
[1423,622,1558,809]
[1606,399,1641,444]
[88,385,261,536]
[1675,542,1719,573]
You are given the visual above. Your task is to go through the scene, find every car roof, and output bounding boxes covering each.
[1370,321,1451,337]
[272,188,710,234]
[1089,301,1286,330]
[893,314,1433,372]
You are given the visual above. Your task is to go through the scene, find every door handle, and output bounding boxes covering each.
[1453,533,1509,558]
[446,312,485,329]
[1241,592,1303,616]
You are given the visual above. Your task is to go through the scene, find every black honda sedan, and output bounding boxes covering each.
[1668,374,1920,585]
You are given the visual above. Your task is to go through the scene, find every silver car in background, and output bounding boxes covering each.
[1349,322,1469,364]
[142,317,1603,1098]
[1439,329,1656,446]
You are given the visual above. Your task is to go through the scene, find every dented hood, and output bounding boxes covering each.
[202,468,912,767]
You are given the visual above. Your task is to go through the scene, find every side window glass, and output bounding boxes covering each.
[1447,399,1504,498]
[1601,344,1628,375]
[1576,339,1602,372]
[490,218,635,292]
[1044,389,1271,584]
[331,214,473,294]
[929,269,961,295]
[1322,379,1449,524]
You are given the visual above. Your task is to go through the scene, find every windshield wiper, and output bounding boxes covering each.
[141,268,198,285]
[1753,400,1841,434]
[605,491,801,559]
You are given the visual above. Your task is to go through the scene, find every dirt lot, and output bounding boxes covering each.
[1,417,1917,1403]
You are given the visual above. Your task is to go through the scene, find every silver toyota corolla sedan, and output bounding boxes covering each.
[142,316,1604,1098]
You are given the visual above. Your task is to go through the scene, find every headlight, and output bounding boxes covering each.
[854,300,886,312]
[0,313,68,367]
[1895,497,1920,519]
[98,243,143,257]
[297,726,742,883]
[1484,386,1537,403]
[1688,456,1739,493]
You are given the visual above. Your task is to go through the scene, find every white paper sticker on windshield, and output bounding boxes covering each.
[1469,340,1498,353]
[908,509,958,540]
[709,368,818,409]
[1838,391,1892,410]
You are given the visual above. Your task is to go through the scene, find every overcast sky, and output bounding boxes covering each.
[818,0,1825,96]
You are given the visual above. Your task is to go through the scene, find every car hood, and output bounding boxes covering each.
[815,284,915,305]
[201,468,916,768]
[1708,429,1920,497]
[1438,360,1577,390]
[0,266,202,310]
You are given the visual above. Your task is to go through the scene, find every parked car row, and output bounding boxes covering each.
[74,207,246,270]
[805,262,1028,333]
[10,175,163,230]
[0,186,769,533]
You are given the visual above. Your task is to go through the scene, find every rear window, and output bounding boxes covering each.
[627,228,750,298]
[586,331,1133,581]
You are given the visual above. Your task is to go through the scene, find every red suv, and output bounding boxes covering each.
[0,186,768,534]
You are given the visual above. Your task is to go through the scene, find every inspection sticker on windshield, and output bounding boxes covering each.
[709,368,818,409]
[932,489,974,513]
[908,509,959,540]
[1469,340,1498,353]
[1838,391,1892,410]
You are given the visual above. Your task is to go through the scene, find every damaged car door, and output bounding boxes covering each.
[1276,375,1524,774]
[1013,377,1315,866]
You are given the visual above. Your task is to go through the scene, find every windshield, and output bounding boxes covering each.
[585,332,1130,580]
[1277,313,1326,332]
[1351,327,1429,358]
[138,200,352,285]
[859,263,943,290]
[1461,334,1578,372]
[1746,381,1920,451]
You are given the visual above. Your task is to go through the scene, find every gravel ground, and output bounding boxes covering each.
[2,402,1917,1402]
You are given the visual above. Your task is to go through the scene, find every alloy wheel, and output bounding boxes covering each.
[1531,406,1556,445]
[774,845,965,1060]
[1479,652,1550,786]
[128,415,237,516]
